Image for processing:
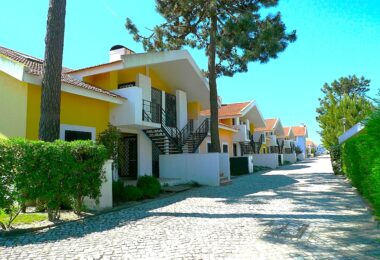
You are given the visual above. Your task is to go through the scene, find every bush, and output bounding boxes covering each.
[0,139,107,222]
[137,176,161,199]
[113,181,127,202]
[295,146,302,155]
[125,185,143,201]
[341,106,380,217]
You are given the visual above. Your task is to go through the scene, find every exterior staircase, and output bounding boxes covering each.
[142,100,209,154]
[240,133,264,155]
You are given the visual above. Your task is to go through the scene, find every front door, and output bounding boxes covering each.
[165,93,177,128]
[119,134,138,179]
[151,87,162,124]
[152,144,161,178]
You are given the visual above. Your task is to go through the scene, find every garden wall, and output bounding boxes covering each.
[159,153,230,186]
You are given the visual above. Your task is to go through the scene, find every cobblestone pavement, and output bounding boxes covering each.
[1,156,379,259]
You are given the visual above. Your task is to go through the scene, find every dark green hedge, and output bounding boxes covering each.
[0,139,108,221]
[340,108,380,217]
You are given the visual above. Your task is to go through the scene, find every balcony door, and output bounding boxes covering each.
[165,93,177,128]
[151,87,162,123]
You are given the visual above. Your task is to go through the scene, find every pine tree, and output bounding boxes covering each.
[126,0,296,152]
[39,0,66,142]
[316,75,374,149]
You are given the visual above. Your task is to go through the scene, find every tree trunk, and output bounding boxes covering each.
[207,0,221,152]
[39,0,67,141]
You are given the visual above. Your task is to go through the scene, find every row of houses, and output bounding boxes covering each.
[0,45,311,187]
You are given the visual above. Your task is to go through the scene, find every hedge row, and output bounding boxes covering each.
[339,108,380,217]
[0,138,108,222]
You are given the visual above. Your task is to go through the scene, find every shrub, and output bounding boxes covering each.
[113,181,127,202]
[294,146,302,155]
[125,185,143,201]
[137,176,161,199]
[341,106,380,217]
[0,139,107,222]
[0,139,24,229]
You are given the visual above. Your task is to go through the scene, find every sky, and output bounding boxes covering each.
[1,0,379,144]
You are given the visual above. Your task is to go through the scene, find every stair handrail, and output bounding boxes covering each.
[179,119,194,145]
[159,106,183,152]
[189,118,209,153]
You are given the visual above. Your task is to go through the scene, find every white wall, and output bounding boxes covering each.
[138,129,153,176]
[176,90,188,129]
[252,154,279,169]
[110,87,142,127]
[84,160,113,210]
[283,153,297,163]
[233,125,249,142]
[136,73,152,101]
[160,153,230,186]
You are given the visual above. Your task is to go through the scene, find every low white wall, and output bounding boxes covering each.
[283,153,297,163]
[159,153,230,186]
[84,160,113,211]
[297,153,305,161]
[252,154,279,169]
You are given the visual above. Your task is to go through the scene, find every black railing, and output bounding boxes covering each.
[189,118,209,153]
[143,99,161,124]
[180,119,194,143]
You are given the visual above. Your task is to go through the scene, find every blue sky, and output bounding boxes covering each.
[1,0,379,144]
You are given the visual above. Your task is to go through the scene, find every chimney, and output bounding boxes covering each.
[109,45,135,62]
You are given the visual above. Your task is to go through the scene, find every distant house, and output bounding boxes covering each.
[292,124,308,156]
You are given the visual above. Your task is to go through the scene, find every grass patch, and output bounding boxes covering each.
[0,212,47,225]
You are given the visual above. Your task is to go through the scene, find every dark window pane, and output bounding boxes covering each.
[207,143,212,153]
[223,144,228,153]
[64,130,92,142]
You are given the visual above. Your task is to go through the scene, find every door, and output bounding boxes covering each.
[151,87,162,124]
[165,93,177,128]
[119,134,138,179]
[152,144,161,178]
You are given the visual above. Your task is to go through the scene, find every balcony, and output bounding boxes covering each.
[267,135,277,146]
[109,87,161,129]
[233,125,250,142]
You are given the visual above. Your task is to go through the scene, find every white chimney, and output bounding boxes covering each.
[109,45,135,62]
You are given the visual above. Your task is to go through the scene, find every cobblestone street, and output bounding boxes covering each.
[1,156,379,259]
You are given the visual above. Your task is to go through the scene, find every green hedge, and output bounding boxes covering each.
[340,108,380,217]
[137,176,161,199]
[0,139,107,223]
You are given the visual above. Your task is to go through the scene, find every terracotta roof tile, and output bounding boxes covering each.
[0,46,120,98]
[200,102,251,117]
[283,127,291,136]
[255,118,277,132]
[292,126,307,136]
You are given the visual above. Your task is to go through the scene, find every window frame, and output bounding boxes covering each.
[60,124,96,141]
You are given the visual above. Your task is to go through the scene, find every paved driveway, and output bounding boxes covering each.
[1,156,379,259]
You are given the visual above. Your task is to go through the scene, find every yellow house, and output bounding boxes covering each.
[0,45,211,181]
[254,118,285,154]
[199,100,266,156]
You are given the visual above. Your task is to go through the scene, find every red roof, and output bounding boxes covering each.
[292,126,307,136]
[200,102,251,117]
[0,46,120,98]
[255,118,277,132]
[283,127,291,136]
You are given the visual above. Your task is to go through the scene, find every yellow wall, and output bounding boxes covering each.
[188,102,201,120]
[0,71,28,138]
[199,128,235,157]
[26,84,110,140]
[220,118,232,126]
[84,67,172,94]
[250,123,255,133]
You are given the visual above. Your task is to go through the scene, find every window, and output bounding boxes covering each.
[232,118,236,125]
[207,143,212,153]
[64,130,92,141]
[60,124,95,141]
[233,143,237,156]
[222,144,228,153]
